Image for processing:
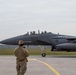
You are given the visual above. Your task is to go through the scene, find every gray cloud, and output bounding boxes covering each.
[0,0,76,40]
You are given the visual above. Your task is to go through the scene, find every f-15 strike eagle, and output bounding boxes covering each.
[1,30,76,57]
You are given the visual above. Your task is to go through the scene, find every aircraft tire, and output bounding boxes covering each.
[42,53,46,57]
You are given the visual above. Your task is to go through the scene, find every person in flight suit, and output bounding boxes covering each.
[14,40,29,75]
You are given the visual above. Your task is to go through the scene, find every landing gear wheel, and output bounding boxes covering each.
[42,53,46,57]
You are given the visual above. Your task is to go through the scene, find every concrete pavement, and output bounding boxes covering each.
[0,55,76,75]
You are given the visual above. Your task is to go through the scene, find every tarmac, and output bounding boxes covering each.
[0,55,76,75]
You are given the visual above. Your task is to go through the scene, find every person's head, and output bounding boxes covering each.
[18,40,24,46]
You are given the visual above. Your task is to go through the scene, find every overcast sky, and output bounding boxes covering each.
[0,0,76,40]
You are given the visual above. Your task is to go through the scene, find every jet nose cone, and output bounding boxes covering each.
[0,39,18,45]
[0,40,5,44]
[0,35,25,45]
[0,40,10,45]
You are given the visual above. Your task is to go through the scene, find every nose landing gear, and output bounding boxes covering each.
[40,46,46,57]
[41,52,46,57]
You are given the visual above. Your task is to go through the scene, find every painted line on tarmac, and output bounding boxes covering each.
[28,58,37,60]
[28,58,60,75]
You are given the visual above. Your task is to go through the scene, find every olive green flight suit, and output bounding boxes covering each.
[14,46,29,75]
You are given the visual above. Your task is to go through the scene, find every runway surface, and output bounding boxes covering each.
[0,55,76,75]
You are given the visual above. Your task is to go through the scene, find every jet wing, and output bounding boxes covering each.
[53,35,76,41]
[66,38,76,43]
[66,38,76,40]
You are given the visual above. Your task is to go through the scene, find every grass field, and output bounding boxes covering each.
[0,48,76,56]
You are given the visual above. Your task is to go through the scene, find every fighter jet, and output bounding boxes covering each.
[1,31,76,57]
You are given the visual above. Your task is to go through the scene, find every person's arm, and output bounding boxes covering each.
[14,48,17,57]
[23,49,29,57]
